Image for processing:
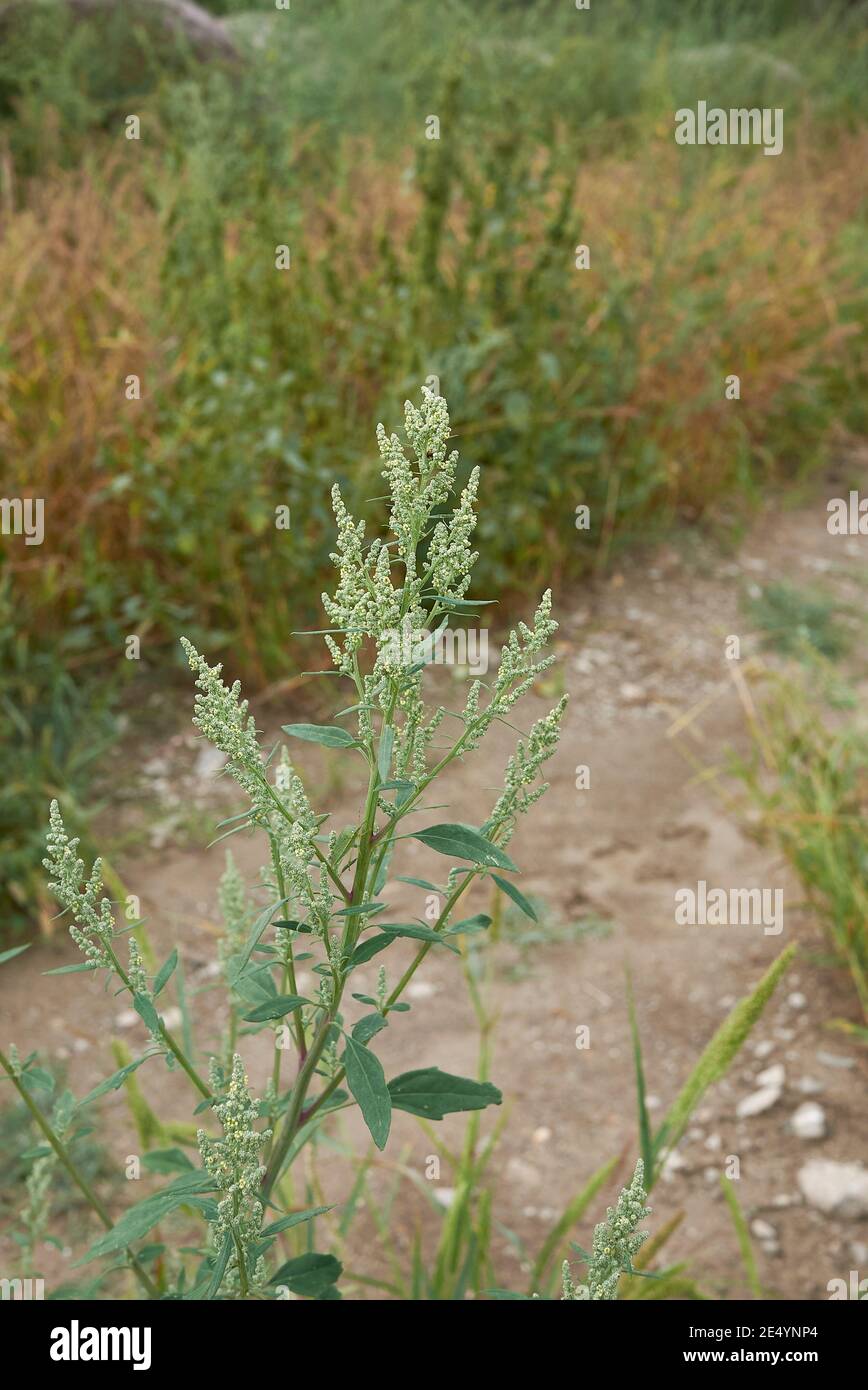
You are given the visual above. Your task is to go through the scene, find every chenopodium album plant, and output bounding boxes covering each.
[1,388,647,1299]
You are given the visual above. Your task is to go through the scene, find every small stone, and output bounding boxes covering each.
[756,1063,785,1089]
[751,1219,777,1241]
[705,1133,722,1152]
[753,1039,775,1059]
[661,1149,688,1182]
[619,681,646,704]
[532,1126,552,1145]
[791,1102,827,1141]
[796,1076,824,1095]
[787,991,807,1010]
[737,1085,781,1118]
[115,1009,138,1030]
[798,1160,868,1218]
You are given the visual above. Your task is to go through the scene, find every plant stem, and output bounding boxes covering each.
[107,945,212,1100]
[299,868,481,1128]
[262,1012,334,1198]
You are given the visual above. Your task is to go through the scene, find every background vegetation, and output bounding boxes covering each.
[1,0,866,935]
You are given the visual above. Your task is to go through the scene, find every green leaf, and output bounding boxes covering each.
[282,723,358,748]
[720,1176,763,1298]
[269,1252,342,1298]
[0,944,30,967]
[204,1234,232,1300]
[77,1172,218,1263]
[261,1205,333,1238]
[153,949,178,998]
[347,935,393,970]
[376,923,458,952]
[396,875,442,892]
[492,874,538,921]
[334,901,384,918]
[444,913,491,937]
[410,823,517,872]
[232,899,286,976]
[141,1148,195,1175]
[21,1068,54,1097]
[377,726,394,782]
[20,1144,52,1160]
[79,1057,149,1108]
[373,842,395,894]
[133,993,162,1035]
[242,995,308,1023]
[232,961,278,1006]
[42,962,99,976]
[431,596,496,611]
[342,1035,391,1150]
[351,1013,388,1045]
[388,1068,502,1120]
[626,967,654,1185]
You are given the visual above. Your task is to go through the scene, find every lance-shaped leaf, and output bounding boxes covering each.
[409,823,517,872]
[242,995,308,1023]
[388,1068,502,1120]
[282,723,358,748]
[376,923,459,952]
[0,944,30,967]
[269,1252,342,1298]
[153,949,178,997]
[261,1205,334,1238]
[491,874,538,921]
[342,1035,391,1150]
[76,1171,218,1263]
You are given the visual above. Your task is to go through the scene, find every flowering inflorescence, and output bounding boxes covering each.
[43,801,116,968]
[486,695,569,845]
[198,1054,271,1292]
[181,639,267,813]
[21,1088,75,1269]
[562,1159,651,1301]
[170,389,572,989]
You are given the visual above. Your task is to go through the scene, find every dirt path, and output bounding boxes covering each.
[2,483,866,1299]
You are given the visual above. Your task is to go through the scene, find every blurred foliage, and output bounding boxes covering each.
[0,607,117,941]
[745,582,853,661]
[0,0,866,936]
[733,666,868,1022]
